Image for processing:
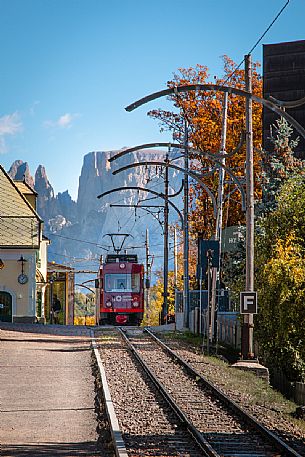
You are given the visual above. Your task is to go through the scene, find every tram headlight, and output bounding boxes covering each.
[106,301,112,308]
[132,301,139,308]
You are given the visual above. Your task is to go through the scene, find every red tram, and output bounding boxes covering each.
[99,253,144,325]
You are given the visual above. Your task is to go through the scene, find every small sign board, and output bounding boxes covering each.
[222,226,245,253]
[198,239,220,271]
[0,303,4,309]
[240,291,257,314]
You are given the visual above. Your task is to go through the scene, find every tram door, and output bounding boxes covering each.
[0,291,12,322]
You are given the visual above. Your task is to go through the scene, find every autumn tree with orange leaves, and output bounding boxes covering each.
[148,56,263,238]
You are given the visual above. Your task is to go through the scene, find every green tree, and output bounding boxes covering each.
[74,291,87,316]
[142,236,198,326]
[256,176,305,381]
[258,117,302,215]
[223,117,303,307]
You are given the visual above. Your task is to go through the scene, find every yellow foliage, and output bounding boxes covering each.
[141,285,163,327]
[264,235,305,288]
[74,316,96,326]
[142,235,198,326]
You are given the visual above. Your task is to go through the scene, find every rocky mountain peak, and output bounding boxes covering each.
[7,147,182,277]
[35,165,54,199]
[8,160,34,188]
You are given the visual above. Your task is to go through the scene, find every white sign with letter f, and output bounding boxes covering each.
[240,291,257,314]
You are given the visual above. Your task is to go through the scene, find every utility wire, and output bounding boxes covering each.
[48,250,100,261]
[164,3,291,140]
[248,0,290,56]
[74,3,289,260]
[46,232,109,250]
[222,0,290,86]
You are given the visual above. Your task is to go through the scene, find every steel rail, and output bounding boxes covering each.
[144,328,302,457]
[117,328,219,457]
[90,330,129,457]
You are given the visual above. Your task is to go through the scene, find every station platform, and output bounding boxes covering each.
[0,324,101,456]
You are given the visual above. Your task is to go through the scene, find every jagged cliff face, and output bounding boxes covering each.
[75,150,182,269]
[77,149,173,218]
[8,160,34,188]
[7,150,182,275]
[35,165,56,221]
[8,161,77,230]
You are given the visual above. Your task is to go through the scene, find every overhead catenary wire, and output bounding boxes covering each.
[48,251,100,262]
[45,232,110,250]
[221,0,290,86]
[48,162,182,269]
[106,5,292,286]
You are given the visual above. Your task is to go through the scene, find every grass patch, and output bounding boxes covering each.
[158,330,303,422]
[161,330,203,347]
[159,330,240,362]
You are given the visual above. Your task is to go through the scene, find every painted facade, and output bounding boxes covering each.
[0,166,48,323]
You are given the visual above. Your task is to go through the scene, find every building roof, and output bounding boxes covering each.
[14,180,38,196]
[0,165,42,248]
[48,261,75,272]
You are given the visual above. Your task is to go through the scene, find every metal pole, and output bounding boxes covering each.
[211,92,228,339]
[183,121,190,328]
[162,154,169,324]
[243,54,254,359]
[174,226,178,331]
[50,279,54,325]
[145,228,150,322]
[174,227,178,293]
[216,91,228,243]
[206,251,211,355]
[199,266,202,335]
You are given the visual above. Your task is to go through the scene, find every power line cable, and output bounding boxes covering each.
[248,0,290,56]
[48,250,100,262]
[45,232,109,250]
[222,0,290,86]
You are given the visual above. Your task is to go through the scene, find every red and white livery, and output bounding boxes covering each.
[99,253,144,325]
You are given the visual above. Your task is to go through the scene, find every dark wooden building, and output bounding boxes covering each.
[263,40,305,156]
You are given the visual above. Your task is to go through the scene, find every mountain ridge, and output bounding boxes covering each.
[7,149,182,278]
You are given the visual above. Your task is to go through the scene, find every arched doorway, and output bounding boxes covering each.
[0,291,13,322]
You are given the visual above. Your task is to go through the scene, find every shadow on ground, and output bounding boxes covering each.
[1,442,105,457]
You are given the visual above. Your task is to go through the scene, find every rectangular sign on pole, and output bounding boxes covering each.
[197,238,220,277]
[240,291,257,314]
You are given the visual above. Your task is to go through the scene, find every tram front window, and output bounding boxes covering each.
[105,274,140,292]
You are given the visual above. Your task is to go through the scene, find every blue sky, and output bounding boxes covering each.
[0,0,304,199]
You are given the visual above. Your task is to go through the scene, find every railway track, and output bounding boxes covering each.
[118,327,303,457]
[95,328,204,457]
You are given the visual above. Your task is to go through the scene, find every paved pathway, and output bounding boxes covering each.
[0,324,101,456]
